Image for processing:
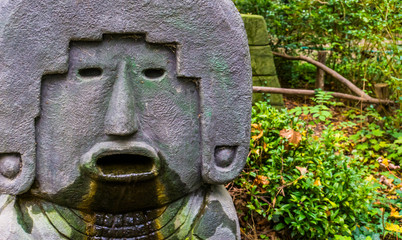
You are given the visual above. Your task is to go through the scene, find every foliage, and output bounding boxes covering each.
[233,0,401,102]
[237,101,373,239]
[289,89,338,124]
[346,106,402,239]
[348,106,402,165]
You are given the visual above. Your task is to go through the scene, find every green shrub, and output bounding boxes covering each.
[348,106,402,165]
[237,102,374,239]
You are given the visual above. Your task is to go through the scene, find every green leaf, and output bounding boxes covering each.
[273,223,285,231]
[371,129,384,137]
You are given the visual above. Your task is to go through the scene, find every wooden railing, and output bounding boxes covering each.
[253,51,395,105]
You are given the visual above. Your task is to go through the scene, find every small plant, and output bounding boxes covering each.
[289,90,337,124]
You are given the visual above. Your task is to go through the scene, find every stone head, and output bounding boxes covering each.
[0,0,252,213]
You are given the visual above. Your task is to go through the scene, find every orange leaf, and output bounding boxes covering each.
[263,142,267,151]
[251,130,264,141]
[280,129,302,147]
[390,207,402,219]
[389,184,402,194]
[314,178,321,186]
[253,175,270,186]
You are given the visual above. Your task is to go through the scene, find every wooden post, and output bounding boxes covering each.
[315,51,327,90]
[374,83,390,114]
[374,83,390,100]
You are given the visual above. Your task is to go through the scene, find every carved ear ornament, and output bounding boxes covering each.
[0,152,34,195]
[201,145,247,184]
[0,153,22,179]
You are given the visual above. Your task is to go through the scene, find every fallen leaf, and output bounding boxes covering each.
[296,166,308,176]
[280,129,302,148]
[389,163,401,170]
[254,175,270,186]
[379,175,394,188]
[358,137,368,143]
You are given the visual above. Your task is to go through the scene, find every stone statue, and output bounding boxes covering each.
[0,1,252,239]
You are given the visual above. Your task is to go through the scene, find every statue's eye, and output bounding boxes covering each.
[142,68,165,80]
[78,67,103,78]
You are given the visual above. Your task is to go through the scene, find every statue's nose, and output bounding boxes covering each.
[104,60,138,136]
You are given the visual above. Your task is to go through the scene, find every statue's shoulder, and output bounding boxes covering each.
[0,194,31,239]
[191,185,240,240]
[0,195,66,240]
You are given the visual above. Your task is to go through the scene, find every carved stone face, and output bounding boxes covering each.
[32,35,201,212]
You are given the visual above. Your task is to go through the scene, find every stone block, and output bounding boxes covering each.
[252,76,284,108]
[241,14,269,46]
[250,46,277,76]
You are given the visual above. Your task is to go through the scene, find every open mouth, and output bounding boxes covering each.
[96,154,155,175]
[80,142,160,182]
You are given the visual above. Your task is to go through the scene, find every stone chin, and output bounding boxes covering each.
[30,158,198,213]
[0,185,240,239]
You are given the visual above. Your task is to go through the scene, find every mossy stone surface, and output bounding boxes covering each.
[242,13,284,108]
[252,76,284,108]
[241,14,269,46]
[249,46,277,76]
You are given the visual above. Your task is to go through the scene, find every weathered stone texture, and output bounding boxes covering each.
[252,76,284,107]
[241,14,270,46]
[249,46,277,76]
